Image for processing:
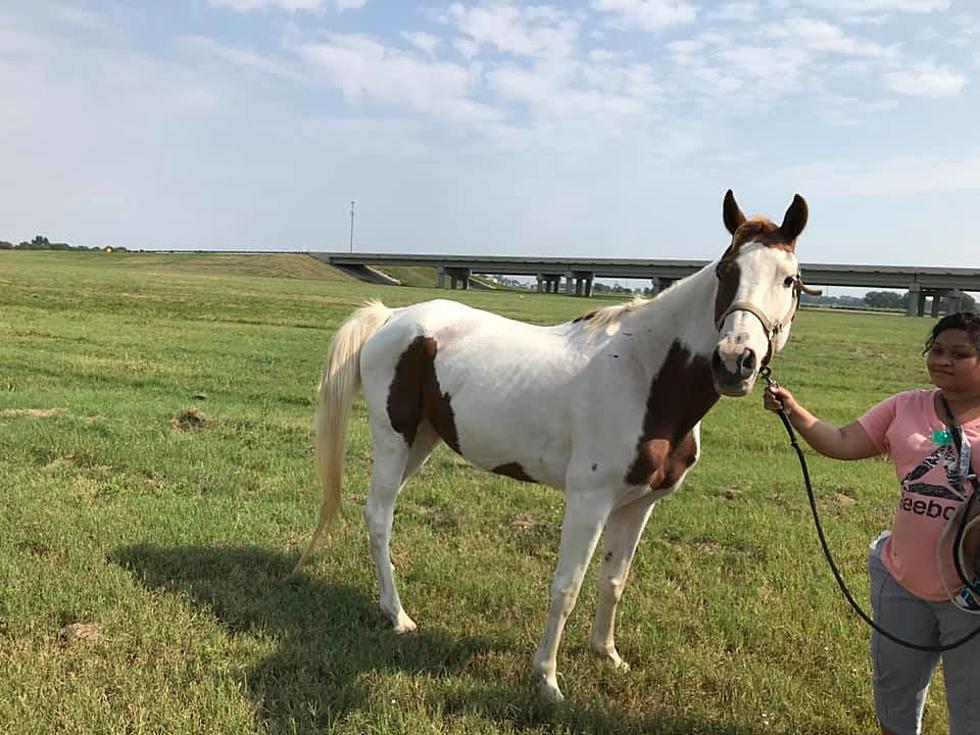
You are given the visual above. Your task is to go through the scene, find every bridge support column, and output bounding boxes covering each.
[570,272,594,297]
[931,290,945,318]
[447,267,471,290]
[437,267,446,289]
[536,274,544,293]
[564,272,575,296]
[906,284,922,316]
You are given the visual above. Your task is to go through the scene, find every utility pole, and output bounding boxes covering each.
[349,200,355,252]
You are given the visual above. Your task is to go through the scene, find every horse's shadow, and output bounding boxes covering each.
[112,543,776,734]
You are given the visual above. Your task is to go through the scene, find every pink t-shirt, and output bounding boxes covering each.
[858,389,980,601]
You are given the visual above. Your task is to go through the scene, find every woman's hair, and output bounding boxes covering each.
[924,311,980,353]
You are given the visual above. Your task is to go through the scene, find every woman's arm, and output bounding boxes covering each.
[763,386,881,460]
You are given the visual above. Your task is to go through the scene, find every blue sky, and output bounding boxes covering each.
[2,0,979,267]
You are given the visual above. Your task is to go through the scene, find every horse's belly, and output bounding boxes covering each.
[443,369,572,489]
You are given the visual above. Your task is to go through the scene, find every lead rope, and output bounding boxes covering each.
[760,366,980,652]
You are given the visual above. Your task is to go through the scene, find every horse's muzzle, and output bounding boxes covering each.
[711,345,757,396]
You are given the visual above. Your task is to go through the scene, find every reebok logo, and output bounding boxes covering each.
[900,496,957,520]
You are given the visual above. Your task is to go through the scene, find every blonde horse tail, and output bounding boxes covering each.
[294,299,391,571]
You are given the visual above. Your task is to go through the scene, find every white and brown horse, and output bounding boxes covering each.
[299,190,811,701]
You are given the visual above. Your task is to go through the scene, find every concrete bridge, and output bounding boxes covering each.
[312,252,979,316]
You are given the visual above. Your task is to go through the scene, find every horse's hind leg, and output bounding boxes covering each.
[589,492,657,670]
[365,420,438,633]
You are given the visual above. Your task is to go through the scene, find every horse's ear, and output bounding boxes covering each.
[779,194,808,244]
[723,189,745,235]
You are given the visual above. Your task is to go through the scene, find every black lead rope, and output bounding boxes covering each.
[760,367,980,653]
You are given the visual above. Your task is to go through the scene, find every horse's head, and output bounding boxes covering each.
[710,189,816,397]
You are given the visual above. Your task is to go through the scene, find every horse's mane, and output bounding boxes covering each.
[572,295,649,334]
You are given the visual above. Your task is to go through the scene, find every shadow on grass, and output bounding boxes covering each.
[112,544,772,735]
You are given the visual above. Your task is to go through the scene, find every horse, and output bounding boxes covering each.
[298,189,813,702]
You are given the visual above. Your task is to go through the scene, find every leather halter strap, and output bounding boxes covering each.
[714,276,804,365]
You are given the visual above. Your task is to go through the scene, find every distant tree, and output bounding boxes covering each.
[0,241,12,250]
[864,290,905,310]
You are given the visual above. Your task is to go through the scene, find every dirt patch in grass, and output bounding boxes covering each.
[0,408,61,419]
[170,407,209,432]
[509,513,541,531]
[59,623,102,646]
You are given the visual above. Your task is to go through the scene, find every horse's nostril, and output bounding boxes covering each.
[737,349,756,378]
[711,349,724,373]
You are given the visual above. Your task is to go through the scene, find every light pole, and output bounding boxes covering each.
[349,200,355,252]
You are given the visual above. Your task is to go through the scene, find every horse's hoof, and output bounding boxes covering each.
[538,680,565,704]
[392,612,417,634]
[590,644,630,671]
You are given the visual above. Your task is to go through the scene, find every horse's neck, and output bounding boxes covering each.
[627,264,719,360]
[622,265,721,429]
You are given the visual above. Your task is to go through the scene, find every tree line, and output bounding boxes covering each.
[0,235,128,252]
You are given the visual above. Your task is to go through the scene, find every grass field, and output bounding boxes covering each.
[0,250,939,734]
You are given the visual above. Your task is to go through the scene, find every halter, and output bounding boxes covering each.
[714,274,811,365]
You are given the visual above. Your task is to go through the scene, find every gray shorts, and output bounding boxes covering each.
[869,536,980,735]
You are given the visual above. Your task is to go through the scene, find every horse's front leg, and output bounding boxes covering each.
[532,487,612,702]
[589,491,657,670]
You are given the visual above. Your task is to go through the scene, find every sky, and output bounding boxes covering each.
[2,0,979,268]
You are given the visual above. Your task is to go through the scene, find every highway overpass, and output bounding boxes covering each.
[312,252,980,317]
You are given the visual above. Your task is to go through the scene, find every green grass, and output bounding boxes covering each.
[0,250,942,734]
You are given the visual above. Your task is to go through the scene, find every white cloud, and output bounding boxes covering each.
[788,154,980,197]
[177,36,306,81]
[717,44,812,90]
[402,31,441,56]
[766,18,891,58]
[299,34,499,124]
[47,4,112,32]
[591,0,697,31]
[883,62,965,96]
[797,0,949,13]
[485,62,648,118]
[208,0,365,12]
[815,93,898,126]
[446,2,581,59]
[707,2,760,23]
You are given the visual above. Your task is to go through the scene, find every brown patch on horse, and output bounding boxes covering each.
[492,462,537,483]
[714,257,740,327]
[572,310,597,324]
[625,341,718,488]
[387,336,461,453]
[726,218,795,254]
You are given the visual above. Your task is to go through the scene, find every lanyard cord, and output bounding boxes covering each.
[763,368,980,652]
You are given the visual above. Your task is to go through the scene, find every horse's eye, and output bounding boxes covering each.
[783,276,796,287]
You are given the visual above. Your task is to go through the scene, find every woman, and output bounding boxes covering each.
[764,312,980,735]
